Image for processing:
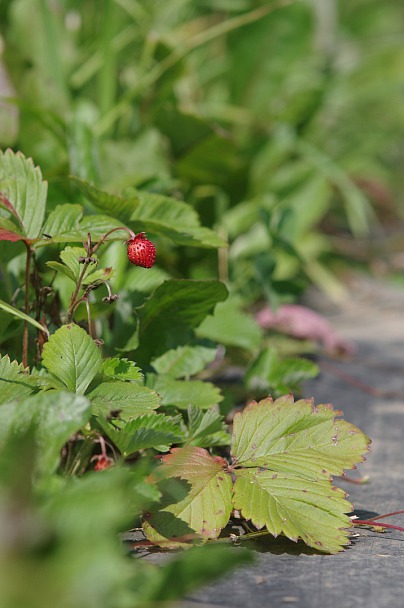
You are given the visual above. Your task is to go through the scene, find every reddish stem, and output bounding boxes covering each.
[354,520,404,532]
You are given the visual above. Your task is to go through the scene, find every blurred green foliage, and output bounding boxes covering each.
[1,0,404,300]
[0,0,403,605]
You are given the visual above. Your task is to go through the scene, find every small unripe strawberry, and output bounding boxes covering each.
[126,232,156,268]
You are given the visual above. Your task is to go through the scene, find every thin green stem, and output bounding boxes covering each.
[66,263,90,324]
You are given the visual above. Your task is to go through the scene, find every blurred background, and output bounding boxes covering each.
[1,0,404,302]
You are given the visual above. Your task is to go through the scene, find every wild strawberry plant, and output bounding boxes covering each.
[0,148,377,606]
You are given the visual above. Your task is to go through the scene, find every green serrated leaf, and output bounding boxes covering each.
[0,149,47,238]
[0,299,49,336]
[42,324,102,394]
[88,381,160,420]
[102,357,143,382]
[0,390,90,475]
[70,175,139,223]
[152,376,223,410]
[0,354,38,405]
[100,414,184,456]
[233,469,352,554]
[231,395,370,479]
[143,447,233,548]
[134,279,228,365]
[151,344,217,379]
[40,204,83,239]
[130,191,226,248]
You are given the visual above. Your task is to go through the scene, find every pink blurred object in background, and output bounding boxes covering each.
[255,304,355,355]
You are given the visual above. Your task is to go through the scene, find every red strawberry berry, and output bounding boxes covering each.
[93,456,113,471]
[126,232,156,268]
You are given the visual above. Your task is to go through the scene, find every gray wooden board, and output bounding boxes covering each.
[143,281,404,608]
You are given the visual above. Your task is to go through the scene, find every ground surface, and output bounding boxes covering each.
[145,276,404,608]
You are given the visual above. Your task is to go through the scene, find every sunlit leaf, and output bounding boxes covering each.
[231,395,370,479]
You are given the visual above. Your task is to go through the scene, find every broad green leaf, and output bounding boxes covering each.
[0,299,50,335]
[130,191,226,248]
[40,203,83,239]
[134,279,228,365]
[69,175,139,223]
[42,324,102,394]
[151,344,217,379]
[42,203,83,238]
[233,469,352,554]
[231,395,370,480]
[185,406,230,448]
[71,177,225,248]
[151,375,223,410]
[0,390,90,475]
[143,447,233,548]
[100,414,184,456]
[0,354,37,405]
[0,149,47,238]
[88,381,160,420]
[196,298,262,352]
[36,213,124,247]
[102,357,143,383]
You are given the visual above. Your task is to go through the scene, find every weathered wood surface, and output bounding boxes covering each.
[182,279,404,608]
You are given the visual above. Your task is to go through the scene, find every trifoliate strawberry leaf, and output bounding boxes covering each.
[99,413,184,456]
[42,324,102,394]
[87,381,160,420]
[143,447,233,549]
[230,395,370,553]
[232,469,352,554]
[231,395,370,479]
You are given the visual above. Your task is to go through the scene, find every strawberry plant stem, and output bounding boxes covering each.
[22,242,32,367]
